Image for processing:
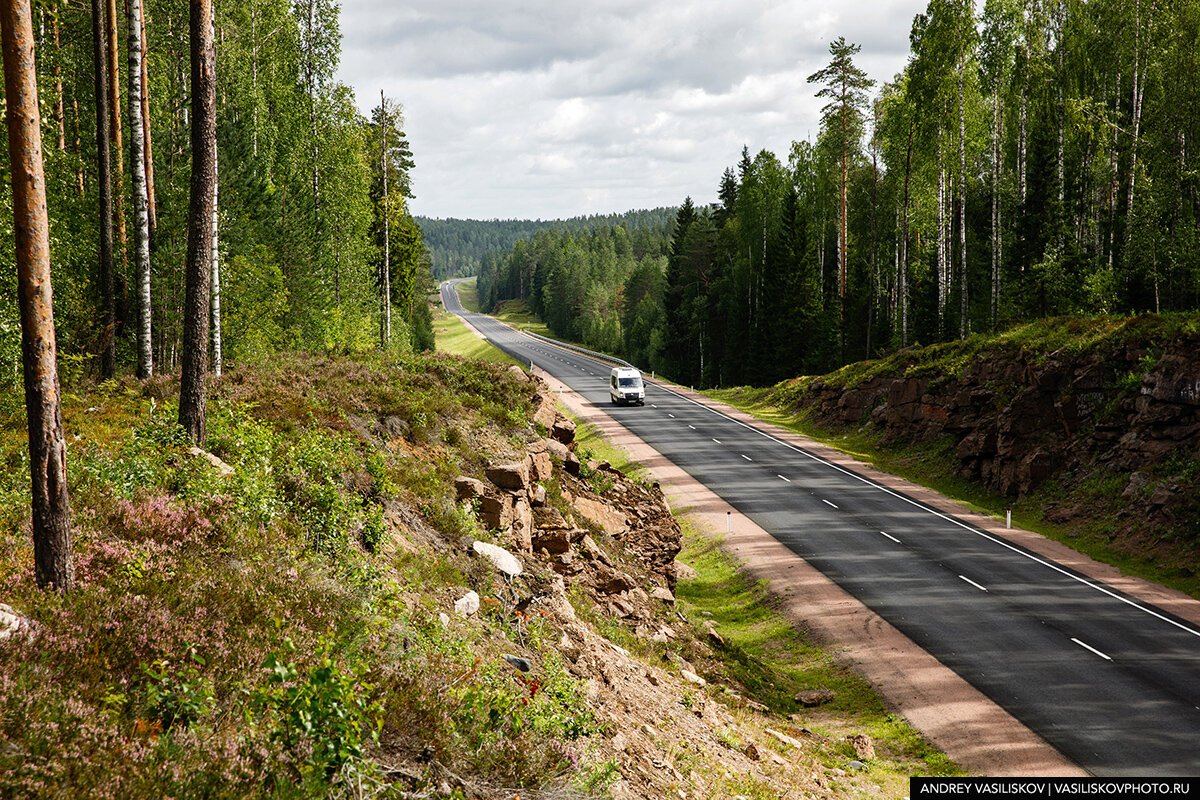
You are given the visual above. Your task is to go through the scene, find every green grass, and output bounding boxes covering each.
[450,277,482,313]
[492,299,554,338]
[571,419,651,483]
[433,308,521,365]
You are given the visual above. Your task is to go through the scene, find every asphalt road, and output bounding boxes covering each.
[441,279,1200,776]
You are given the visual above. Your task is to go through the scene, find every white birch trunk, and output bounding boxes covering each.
[210,156,221,376]
[937,141,947,335]
[128,0,152,378]
[958,62,968,340]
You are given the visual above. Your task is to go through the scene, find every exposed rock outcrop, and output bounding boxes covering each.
[784,324,1200,534]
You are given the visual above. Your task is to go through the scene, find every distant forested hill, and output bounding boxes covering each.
[417,208,676,279]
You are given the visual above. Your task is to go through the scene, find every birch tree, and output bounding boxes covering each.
[128,0,153,378]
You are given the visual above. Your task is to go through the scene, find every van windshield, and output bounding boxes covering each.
[618,377,642,388]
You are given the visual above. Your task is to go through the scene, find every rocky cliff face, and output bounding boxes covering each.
[788,326,1200,535]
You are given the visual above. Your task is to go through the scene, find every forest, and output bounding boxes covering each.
[0,0,432,397]
[419,208,675,280]
[479,0,1200,389]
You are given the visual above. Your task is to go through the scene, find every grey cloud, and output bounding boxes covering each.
[336,0,930,218]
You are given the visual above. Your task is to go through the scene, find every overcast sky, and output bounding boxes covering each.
[334,0,928,221]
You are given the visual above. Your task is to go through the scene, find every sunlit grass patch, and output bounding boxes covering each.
[434,309,521,365]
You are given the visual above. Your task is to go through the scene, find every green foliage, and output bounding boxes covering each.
[142,648,215,732]
[256,642,380,775]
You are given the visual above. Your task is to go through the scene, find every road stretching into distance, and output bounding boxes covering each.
[441,279,1200,776]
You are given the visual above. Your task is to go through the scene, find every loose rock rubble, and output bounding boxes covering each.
[428,372,891,799]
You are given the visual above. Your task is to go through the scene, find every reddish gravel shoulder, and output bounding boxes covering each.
[536,368,1093,777]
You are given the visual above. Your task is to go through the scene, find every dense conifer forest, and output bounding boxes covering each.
[479,0,1200,388]
[419,208,675,280]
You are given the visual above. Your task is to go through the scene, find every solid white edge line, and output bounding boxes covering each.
[644,378,1200,641]
[881,531,901,543]
[458,309,1200,643]
[1071,638,1113,661]
[959,575,989,592]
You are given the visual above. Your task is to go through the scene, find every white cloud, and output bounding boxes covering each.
[335,0,929,219]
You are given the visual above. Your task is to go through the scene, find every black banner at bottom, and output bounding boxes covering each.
[911,778,1199,799]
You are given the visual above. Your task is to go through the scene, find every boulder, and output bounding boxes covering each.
[528,450,553,482]
[188,446,234,478]
[532,392,557,430]
[545,437,571,462]
[531,527,572,555]
[765,728,804,750]
[580,534,613,566]
[512,497,533,553]
[485,461,530,492]
[454,591,480,617]
[649,587,675,605]
[454,476,486,501]
[472,540,523,577]
[572,495,628,537]
[795,688,836,707]
[479,493,514,530]
[592,564,636,594]
[672,561,699,581]
[0,603,27,640]
[551,416,577,444]
[845,734,875,761]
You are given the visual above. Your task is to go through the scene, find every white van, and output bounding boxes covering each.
[609,367,645,406]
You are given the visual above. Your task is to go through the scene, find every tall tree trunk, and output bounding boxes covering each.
[937,138,947,336]
[1123,0,1145,273]
[104,0,126,268]
[51,14,64,151]
[901,119,914,347]
[1018,53,1028,271]
[91,0,116,379]
[959,61,968,340]
[178,0,216,446]
[3,0,74,591]
[138,0,156,242]
[72,94,84,194]
[128,0,152,379]
[867,113,878,360]
[991,91,1002,329]
[1056,0,1065,224]
[1108,72,1120,271]
[211,158,221,376]
[380,91,391,348]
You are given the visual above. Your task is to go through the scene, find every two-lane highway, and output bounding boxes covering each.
[442,279,1200,776]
